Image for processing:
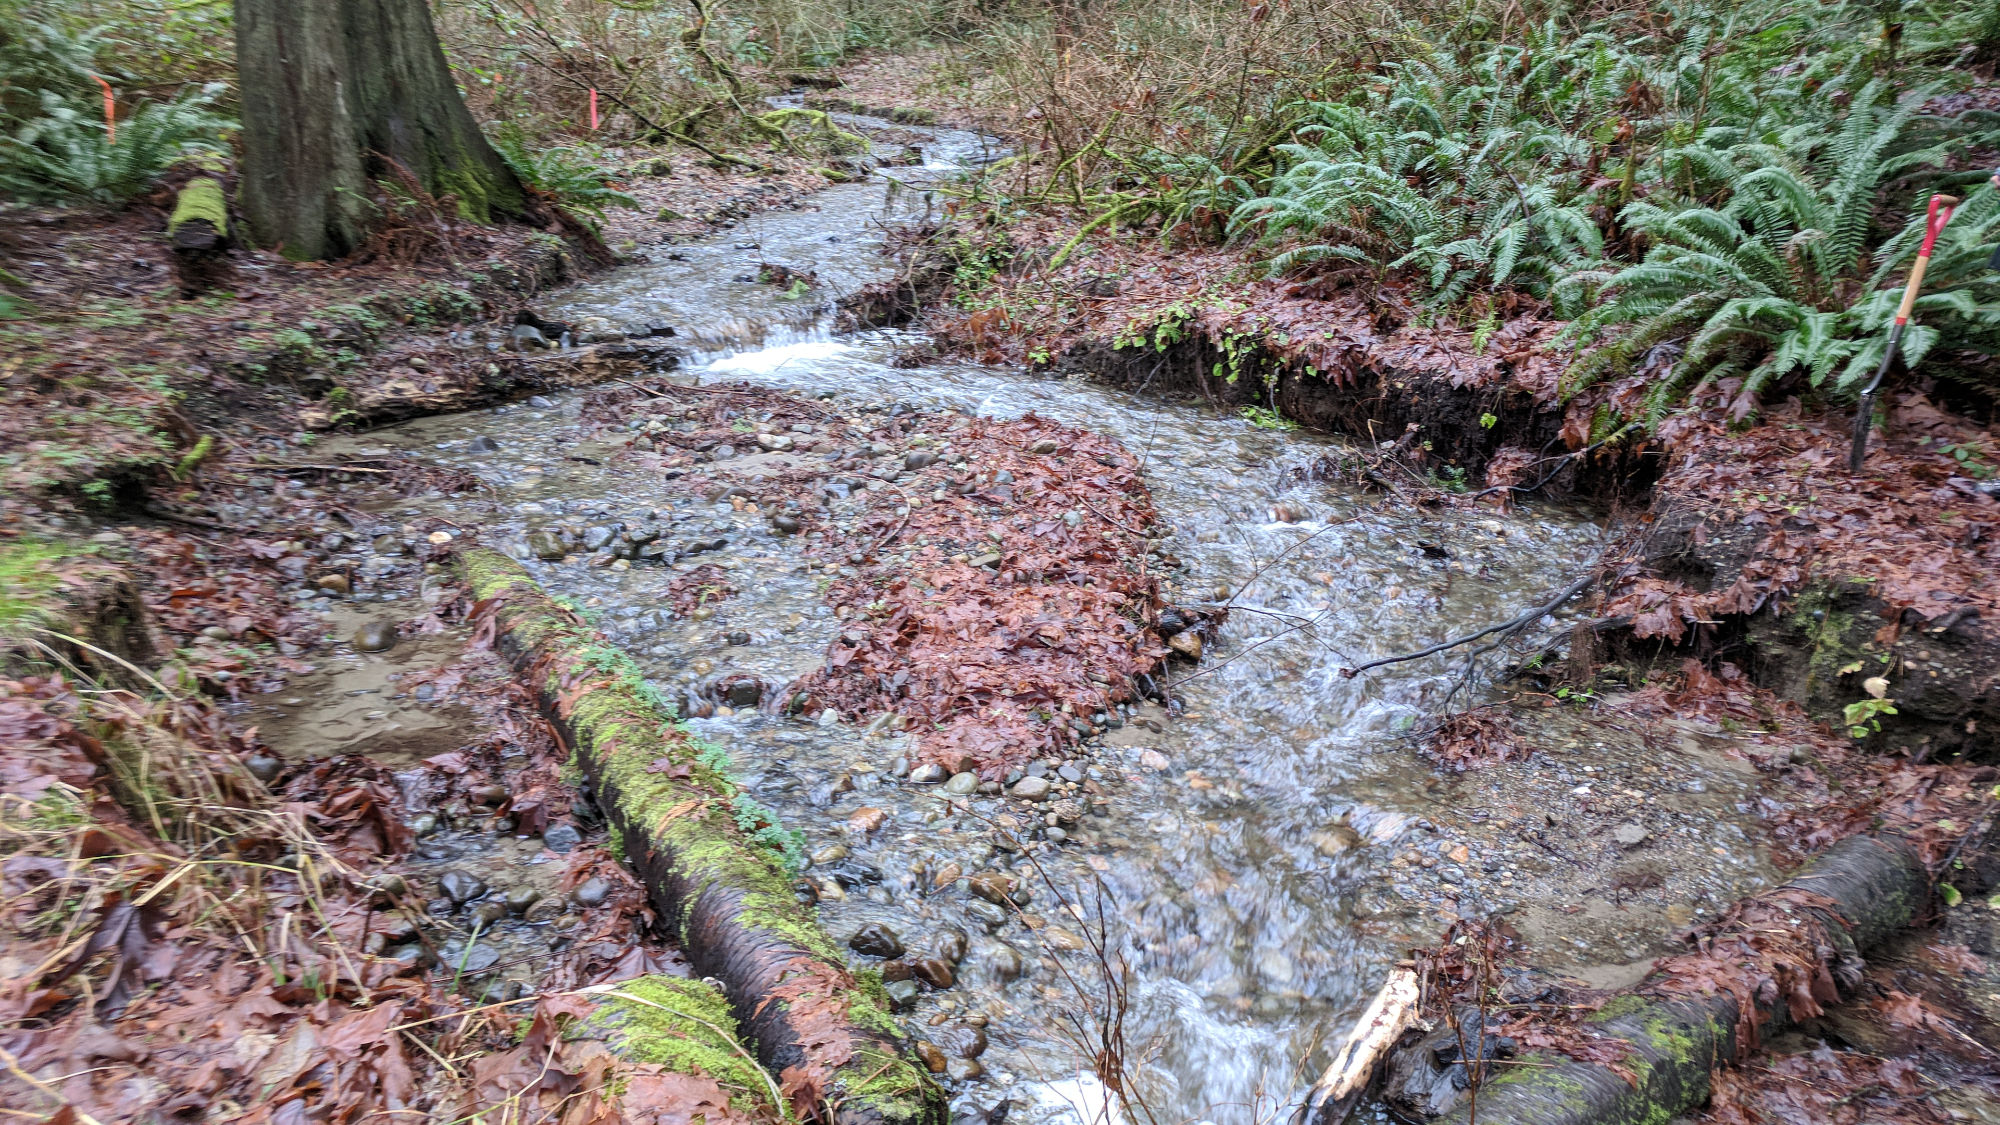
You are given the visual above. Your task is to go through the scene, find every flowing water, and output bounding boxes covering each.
[295,113,1784,1124]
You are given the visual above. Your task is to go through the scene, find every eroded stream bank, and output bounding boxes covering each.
[241,116,1830,1124]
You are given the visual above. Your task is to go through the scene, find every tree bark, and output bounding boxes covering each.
[236,0,524,260]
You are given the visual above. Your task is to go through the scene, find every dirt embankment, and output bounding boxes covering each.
[853,222,2000,761]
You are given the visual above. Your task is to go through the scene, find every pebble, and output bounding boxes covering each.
[1311,825,1362,857]
[439,871,487,904]
[1167,632,1203,659]
[964,900,1009,930]
[943,772,979,795]
[473,900,509,925]
[916,1041,949,1073]
[909,764,948,784]
[912,957,956,988]
[353,622,397,652]
[505,887,542,914]
[884,979,920,1010]
[848,807,889,833]
[1138,749,1169,771]
[528,530,567,560]
[935,928,969,963]
[409,813,440,836]
[967,873,1021,907]
[771,514,801,534]
[1612,823,1650,848]
[849,923,904,958]
[570,876,614,908]
[946,1057,985,1082]
[244,754,284,784]
[1009,777,1052,802]
[542,823,583,853]
[314,572,351,595]
[978,940,1026,980]
[936,1022,988,1059]
[449,943,500,974]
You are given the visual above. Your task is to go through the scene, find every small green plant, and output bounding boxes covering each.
[1843,696,1899,738]
[1238,404,1295,430]
[1480,412,1499,430]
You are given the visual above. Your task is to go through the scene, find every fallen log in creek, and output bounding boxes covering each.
[1298,832,1933,1125]
[460,549,946,1125]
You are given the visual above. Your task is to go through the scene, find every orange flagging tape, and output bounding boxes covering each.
[94,76,115,144]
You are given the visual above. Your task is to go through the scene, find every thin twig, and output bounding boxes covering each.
[1341,575,1594,678]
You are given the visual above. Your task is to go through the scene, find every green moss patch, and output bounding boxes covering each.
[583,976,781,1118]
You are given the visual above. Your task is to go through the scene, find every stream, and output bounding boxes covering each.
[275,110,1788,1124]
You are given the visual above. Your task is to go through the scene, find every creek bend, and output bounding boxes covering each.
[280,114,1784,1125]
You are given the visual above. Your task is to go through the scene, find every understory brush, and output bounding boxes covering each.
[0,8,234,205]
[961,0,2000,426]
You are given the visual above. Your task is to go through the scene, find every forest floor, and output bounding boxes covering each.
[4,51,2000,1125]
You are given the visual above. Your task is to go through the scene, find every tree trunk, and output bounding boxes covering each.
[236,0,524,260]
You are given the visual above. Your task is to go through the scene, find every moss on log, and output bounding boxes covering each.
[460,549,945,1125]
[573,976,786,1124]
[0,539,168,684]
[1424,833,1930,1125]
[168,177,228,246]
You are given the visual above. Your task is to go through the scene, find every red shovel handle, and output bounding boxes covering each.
[1919,193,1958,257]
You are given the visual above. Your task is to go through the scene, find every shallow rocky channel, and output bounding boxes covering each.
[255,111,1797,1124]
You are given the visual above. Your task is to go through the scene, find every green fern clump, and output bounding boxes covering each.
[0,83,233,205]
[491,127,638,230]
[1232,26,1622,308]
[1563,82,1975,419]
[0,8,234,206]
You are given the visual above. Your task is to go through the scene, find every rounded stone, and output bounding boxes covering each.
[848,922,905,959]
[912,957,956,988]
[883,979,920,1010]
[541,823,583,853]
[570,876,614,908]
[934,928,969,963]
[943,772,979,796]
[438,871,487,904]
[936,1022,988,1059]
[1008,776,1051,802]
[353,622,397,652]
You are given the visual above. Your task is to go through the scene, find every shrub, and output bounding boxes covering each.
[1563,83,1976,420]
[0,82,232,204]
[490,127,637,230]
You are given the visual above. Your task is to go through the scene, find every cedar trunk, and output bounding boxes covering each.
[235,0,524,260]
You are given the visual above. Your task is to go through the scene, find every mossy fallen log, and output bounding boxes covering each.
[1374,833,1930,1125]
[460,549,945,1125]
[465,976,786,1123]
[166,163,234,297]
[0,538,169,685]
